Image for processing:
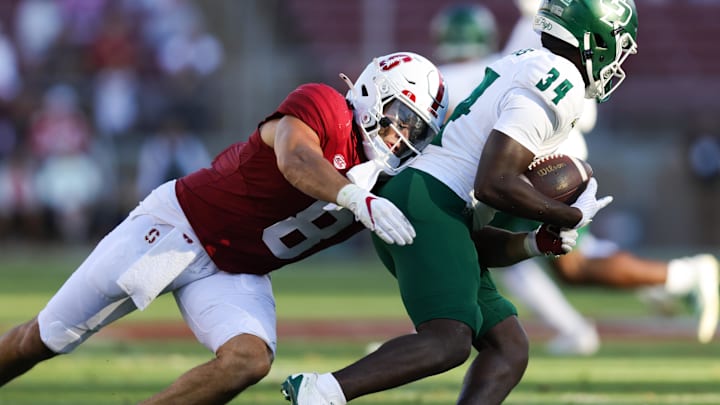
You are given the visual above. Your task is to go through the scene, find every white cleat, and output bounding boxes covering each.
[689,254,719,343]
[636,286,681,317]
[545,324,600,356]
[282,373,342,405]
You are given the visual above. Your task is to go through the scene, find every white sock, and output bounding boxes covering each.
[498,259,594,336]
[665,258,696,295]
[316,373,347,405]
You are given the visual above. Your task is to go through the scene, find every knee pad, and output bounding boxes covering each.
[37,314,88,354]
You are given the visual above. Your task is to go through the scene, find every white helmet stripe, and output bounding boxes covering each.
[533,15,579,47]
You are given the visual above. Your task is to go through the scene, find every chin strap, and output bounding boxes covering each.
[583,32,599,100]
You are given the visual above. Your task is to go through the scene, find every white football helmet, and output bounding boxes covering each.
[342,52,448,174]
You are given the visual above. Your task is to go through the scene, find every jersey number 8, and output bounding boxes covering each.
[262,200,355,259]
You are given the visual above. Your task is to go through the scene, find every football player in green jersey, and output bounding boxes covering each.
[284,1,639,404]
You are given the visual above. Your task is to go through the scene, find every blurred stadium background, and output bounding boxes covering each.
[0,0,717,251]
[0,2,719,403]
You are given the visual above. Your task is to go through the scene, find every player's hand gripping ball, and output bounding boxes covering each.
[521,153,593,204]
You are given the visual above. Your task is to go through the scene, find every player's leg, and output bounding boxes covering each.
[336,318,473,401]
[498,258,599,355]
[0,317,56,386]
[665,254,719,343]
[141,271,276,404]
[283,170,481,404]
[336,172,479,400]
[553,234,719,343]
[457,270,529,404]
[459,316,528,404]
[551,250,667,286]
[140,334,272,405]
[0,211,170,386]
[282,317,472,405]
[550,233,669,288]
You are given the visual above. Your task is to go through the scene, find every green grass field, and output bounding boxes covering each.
[1,243,719,404]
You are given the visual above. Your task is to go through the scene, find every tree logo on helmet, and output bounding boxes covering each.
[379,54,412,71]
[600,0,633,28]
[534,15,553,31]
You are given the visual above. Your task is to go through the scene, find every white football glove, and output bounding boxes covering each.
[570,177,613,229]
[336,183,415,245]
[524,224,579,256]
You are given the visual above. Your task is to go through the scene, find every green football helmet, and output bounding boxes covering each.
[431,4,498,63]
[533,0,638,103]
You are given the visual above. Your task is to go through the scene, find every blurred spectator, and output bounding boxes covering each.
[154,9,224,133]
[135,109,210,199]
[134,0,204,51]
[14,0,63,68]
[0,111,18,159]
[0,147,43,240]
[89,7,141,138]
[687,133,720,181]
[55,0,110,47]
[0,0,224,243]
[0,23,22,102]
[157,19,223,78]
[29,84,105,242]
[92,69,139,138]
[34,150,103,241]
[685,114,720,182]
[28,84,90,158]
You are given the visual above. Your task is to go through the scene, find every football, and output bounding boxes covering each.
[522,153,593,204]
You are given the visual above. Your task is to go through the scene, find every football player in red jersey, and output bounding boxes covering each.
[0,50,579,403]
[0,52,454,404]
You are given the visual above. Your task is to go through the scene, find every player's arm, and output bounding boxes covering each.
[473,226,532,267]
[473,131,582,228]
[270,115,349,203]
[473,224,579,267]
[268,115,416,245]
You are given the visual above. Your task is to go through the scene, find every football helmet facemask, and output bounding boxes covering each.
[431,4,499,64]
[533,0,638,103]
[342,52,448,174]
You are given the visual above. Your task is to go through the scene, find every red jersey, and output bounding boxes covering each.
[175,83,365,274]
